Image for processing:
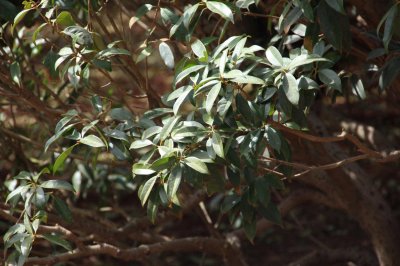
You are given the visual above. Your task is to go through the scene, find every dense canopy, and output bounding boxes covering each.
[0,0,399,265]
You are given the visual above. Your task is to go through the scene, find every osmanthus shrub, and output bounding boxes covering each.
[4,0,398,264]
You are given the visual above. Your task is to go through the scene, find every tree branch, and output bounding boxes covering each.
[26,237,247,266]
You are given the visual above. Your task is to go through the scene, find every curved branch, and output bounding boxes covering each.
[26,237,247,266]
[268,119,382,158]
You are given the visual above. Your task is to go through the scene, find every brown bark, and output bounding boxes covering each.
[26,237,247,266]
[288,113,400,266]
[348,0,392,27]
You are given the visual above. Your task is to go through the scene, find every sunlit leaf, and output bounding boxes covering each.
[184,157,209,174]
[79,135,105,148]
[266,46,283,67]
[139,176,157,205]
[206,1,234,23]
[159,42,175,69]
[282,73,299,106]
[41,180,74,191]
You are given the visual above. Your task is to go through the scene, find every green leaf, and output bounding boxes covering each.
[143,108,173,120]
[172,126,206,141]
[379,57,400,89]
[191,39,208,60]
[130,139,154,150]
[325,0,345,14]
[97,48,131,59]
[12,8,32,34]
[219,49,228,75]
[79,135,105,148]
[236,0,257,9]
[67,65,81,88]
[53,145,77,174]
[63,26,93,46]
[41,180,74,191]
[173,86,192,115]
[175,65,205,85]
[382,4,399,51]
[5,232,28,249]
[55,11,75,27]
[142,126,162,140]
[10,62,21,87]
[21,232,32,254]
[43,51,60,78]
[232,37,247,61]
[350,75,366,99]
[129,4,153,28]
[236,93,253,122]
[212,132,225,158]
[132,164,156,176]
[184,157,209,174]
[0,0,18,21]
[139,176,158,205]
[229,74,265,85]
[243,218,256,241]
[110,108,132,121]
[206,138,216,159]
[81,120,99,137]
[159,42,175,69]
[45,123,76,152]
[32,167,50,183]
[213,35,242,58]
[367,48,386,60]
[167,165,182,200]
[91,95,103,113]
[221,194,241,213]
[183,4,200,28]
[168,86,190,101]
[318,69,341,91]
[265,46,283,67]
[53,196,73,223]
[4,224,25,242]
[6,185,28,203]
[32,22,47,42]
[206,1,234,23]
[281,6,302,34]
[265,126,281,152]
[282,72,299,105]
[147,194,159,223]
[105,129,128,142]
[33,187,46,207]
[227,165,241,186]
[109,140,130,161]
[288,54,328,70]
[13,171,31,180]
[206,82,221,113]
[151,156,175,171]
[255,178,271,207]
[92,59,112,71]
[42,234,72,251]
[24,212,33,235]
[160,7,178,26]
[317,0,351,52]
[258,202,282,225]
[299,0,314,20]
[224,69,265,85]
[55,52,71,70]
[136,46,153,63]
[160,115,181,141]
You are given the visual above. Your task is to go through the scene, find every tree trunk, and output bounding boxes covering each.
[289,113,400,266]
